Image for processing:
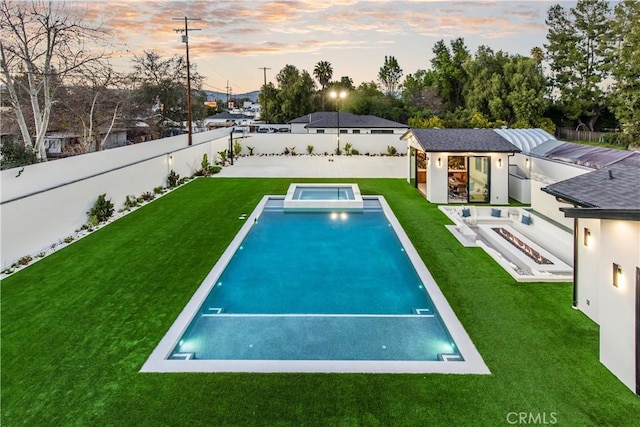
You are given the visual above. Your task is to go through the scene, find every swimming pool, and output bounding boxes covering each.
[142,192,488,373]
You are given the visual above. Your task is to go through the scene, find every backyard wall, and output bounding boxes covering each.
[231,133,404,156]
[1,131,405,268]
[1,130,230,268]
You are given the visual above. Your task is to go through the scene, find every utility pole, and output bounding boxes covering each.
[173,17,201,146]
[258,67,271,124]
[226,81,231,108]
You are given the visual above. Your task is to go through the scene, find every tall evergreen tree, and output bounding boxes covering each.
[544,0,613,131]
[431,38,470,111]
[271,64,315,123]
[609,0,640,142]
[377,56,403,96]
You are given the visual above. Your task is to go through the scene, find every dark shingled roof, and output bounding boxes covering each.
[289,112,408,129]
[406,128,520,153]
[542,163,640,210]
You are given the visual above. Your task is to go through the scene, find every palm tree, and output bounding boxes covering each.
[313,60,333,110]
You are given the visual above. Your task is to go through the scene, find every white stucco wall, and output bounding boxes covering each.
[231,133,404,156]
[426,153,448,203]
[1,132,230,268]
[530,157,591,228]
[575,218,602,323]
[599,219,640,393]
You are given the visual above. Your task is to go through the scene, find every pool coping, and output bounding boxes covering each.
[140,194,490,374]
[283,182,364,211]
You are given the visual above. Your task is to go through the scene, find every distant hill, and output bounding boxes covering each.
[203,90,260,103]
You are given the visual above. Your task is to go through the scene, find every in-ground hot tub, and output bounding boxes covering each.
[283,183,364,211]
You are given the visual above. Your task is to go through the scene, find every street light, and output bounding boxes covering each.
[330,90,347,154]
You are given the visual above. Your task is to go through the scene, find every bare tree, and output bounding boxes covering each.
[0,0,108,160]
[60,64,130,153]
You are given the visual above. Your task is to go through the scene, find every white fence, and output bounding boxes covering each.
[230,133,405,156]
[1,131,405,268]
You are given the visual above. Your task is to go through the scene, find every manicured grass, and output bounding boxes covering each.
[2,178,638,426]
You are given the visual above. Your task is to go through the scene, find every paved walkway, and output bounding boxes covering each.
[215,155,407,178]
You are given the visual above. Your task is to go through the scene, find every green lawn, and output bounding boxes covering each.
[2,178,638,426]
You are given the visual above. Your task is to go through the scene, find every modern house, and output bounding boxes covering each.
[402,128,521,205]
[289,112,408,135]
[542,163,640,396]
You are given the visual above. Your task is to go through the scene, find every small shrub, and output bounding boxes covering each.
[63,236,74,244]
[178,177,190,185]
[37,252,46,258]
[88,194,114,223]
[307,145,314,155]
[209,165,222,174]
[2,267,15,274]
[18,255,32,265]
[201,153,210,171]
[167,170,180,187]
[141,192,155,202]
[387,145,398,156]
[233,140,243,156]
[153,186,164,194]
[217,150,228,165]
[124,195,139,209]
[351,148,360,155]
[247,146,255,155]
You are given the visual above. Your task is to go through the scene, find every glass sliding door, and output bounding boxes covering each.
[468,156,489,203]
[447,156,467,203]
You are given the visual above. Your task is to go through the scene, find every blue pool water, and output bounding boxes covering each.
[293,186,355,200]
[171,199,461,361]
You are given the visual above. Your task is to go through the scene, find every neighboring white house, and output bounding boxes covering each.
[289,112,408,135]
[542,163,640,396]
[202,112,256,130]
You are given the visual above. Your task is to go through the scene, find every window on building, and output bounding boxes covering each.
[340,129,348,134]
[371,129,394,134]
[316,129,325,134]
[353,130,361,134]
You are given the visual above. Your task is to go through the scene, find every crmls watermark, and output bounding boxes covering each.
[506,412,558,425]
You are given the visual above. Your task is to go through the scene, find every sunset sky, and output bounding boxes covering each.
[82,0,566,95]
